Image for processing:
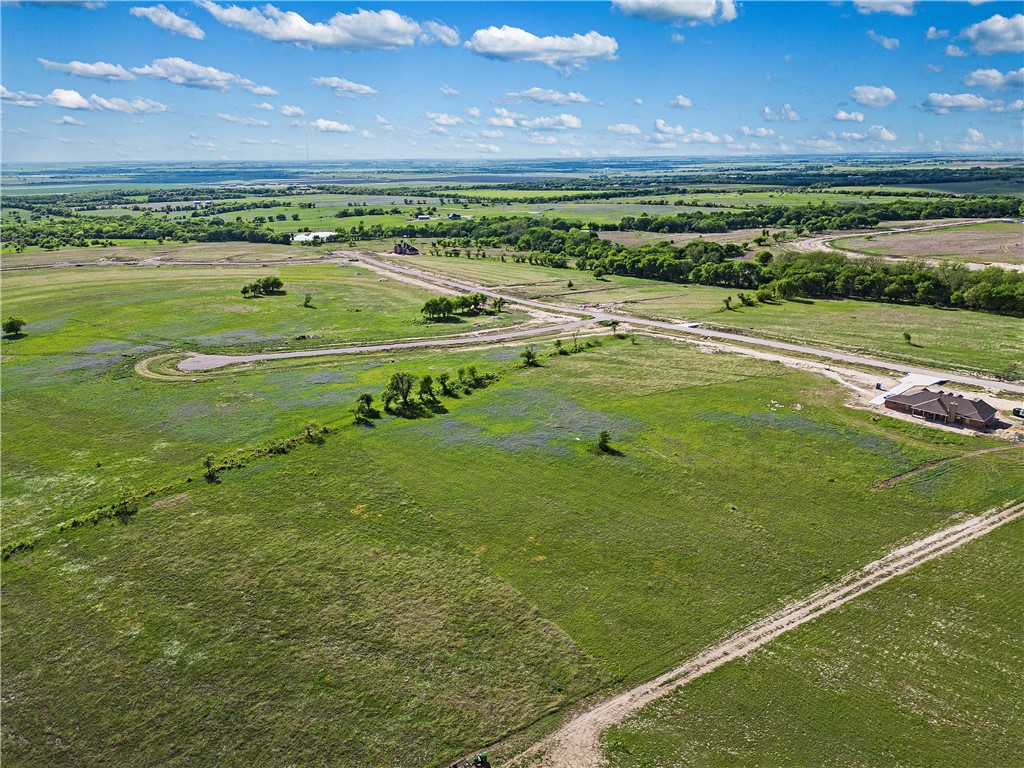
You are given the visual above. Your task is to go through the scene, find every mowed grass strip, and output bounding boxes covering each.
[604,518,1024,768]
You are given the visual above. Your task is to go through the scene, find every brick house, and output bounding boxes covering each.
[884,389,998,429]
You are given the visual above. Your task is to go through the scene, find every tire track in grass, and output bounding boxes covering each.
[507,501,1024,768]
[871,444,1022,489]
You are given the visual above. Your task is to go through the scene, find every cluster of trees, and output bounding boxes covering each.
[577,241,1023,316]
[612,197,1022,235]
[240,276,284,298]
[3,214,293,251]
[335,206,403,219]
[354,365,497,421]
[760,252,1024,315]
[421,293,504,320]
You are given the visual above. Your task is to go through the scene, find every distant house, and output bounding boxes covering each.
[884,389,998,429]
[446,213,462,220]
[393,241,419,255]
[416,214,431,221]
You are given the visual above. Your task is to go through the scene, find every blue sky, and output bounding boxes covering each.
[2,1,1022,162]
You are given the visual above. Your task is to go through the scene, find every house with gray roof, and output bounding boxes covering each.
[883,389,998,429]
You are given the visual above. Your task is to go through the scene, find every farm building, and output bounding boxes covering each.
[393,241,419,255]
[884,389,998,429]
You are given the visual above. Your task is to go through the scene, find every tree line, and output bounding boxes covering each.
[578,240,1024,316]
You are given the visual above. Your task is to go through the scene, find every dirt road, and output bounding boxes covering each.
[510,501,1024,768]
[350,253,1022,393]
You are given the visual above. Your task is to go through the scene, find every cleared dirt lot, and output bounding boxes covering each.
[834,221,1023,265]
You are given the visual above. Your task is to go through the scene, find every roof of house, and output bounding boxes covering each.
[885,388,997,423]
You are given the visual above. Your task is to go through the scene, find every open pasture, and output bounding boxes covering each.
[3,332,1023,767]
[605,517,1024,767]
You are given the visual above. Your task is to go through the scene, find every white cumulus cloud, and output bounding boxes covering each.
[133,57,276,94]
[309,118,354,132]
[197,1,458,49]
[868,124,898,141]
[960,13,1023,55]
[519,113,583,130]
[739,125,775,137]
[762,102,801,121]
[503,87,591,104]
[833,109,865,121]
[920,92,1021,113]
[38,58,134,81]
[46,88,92,109]
[612,0,737,25]
[52,115,86,126]
[255,102,275,110]
[963,67,1024,90]
[480,129,504,138]
[848,84,897,107]
[854,0,916,16]
[1,85,44,107]
[866,30,899,50]
[439,83,460,97]
[311,76,378,98]
[88,94,170,113]
[425,111,464,126]
[464,25,617,71]
[607,123,642,134]
[669,94,693,107]
[45,87,170,113]
[280,105,305,116]
[475,143,501,154]
[130,4,205,39]
[217,112,269,126]
[926,26,949,40]
[487,106,525,127]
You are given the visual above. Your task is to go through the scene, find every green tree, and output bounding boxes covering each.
[597,430,612,453]
[903,331,912,344]
[421,296,454,320]
[383,372,417,409]
[418,375,436,402]
[113,484,140,522]
[303,293,314,308]
[520,346,539,367]
[491,296,507,313]
[2,316,27,335]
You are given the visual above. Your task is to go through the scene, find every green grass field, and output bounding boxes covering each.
[5,334,1024,765]
[604,517,1024,767]
[3,254,1022,767]
[382,251,1024,379]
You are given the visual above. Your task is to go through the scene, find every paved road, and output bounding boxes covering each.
[168,250,1021,393]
